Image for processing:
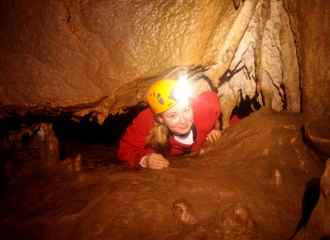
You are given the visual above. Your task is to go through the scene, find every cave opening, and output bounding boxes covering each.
[52,105,149,166]
[0,93,262,181]
[0,105,148,181]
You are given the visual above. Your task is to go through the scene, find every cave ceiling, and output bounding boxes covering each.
[0,0,329,129]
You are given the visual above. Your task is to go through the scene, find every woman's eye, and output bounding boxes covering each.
[170,115,176,118]
[184,109,190,113]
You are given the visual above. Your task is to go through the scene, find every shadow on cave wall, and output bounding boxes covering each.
[230,94,261,121]
[292,177,320,237]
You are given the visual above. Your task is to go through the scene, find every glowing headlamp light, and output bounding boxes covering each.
[170,76,191,101]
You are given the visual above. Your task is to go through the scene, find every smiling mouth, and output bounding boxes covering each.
[179,124,189,130]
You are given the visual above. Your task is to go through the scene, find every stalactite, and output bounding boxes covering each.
[204,0,259,87]
[218,0,300,128]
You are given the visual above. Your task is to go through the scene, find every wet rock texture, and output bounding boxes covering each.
[0,112,325,239]
[217,0,300,128]
[284,0,330,123]
[0,0,302,125]
[0,0,236,121]
[292,160,330,240]
[0,122,82,182]
[1,0,330,153]
[283,0,330,159]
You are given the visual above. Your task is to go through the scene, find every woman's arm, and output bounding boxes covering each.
[195,91,221,142]
[118,109,155,167]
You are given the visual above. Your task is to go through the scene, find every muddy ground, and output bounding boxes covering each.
[0,110,325,240]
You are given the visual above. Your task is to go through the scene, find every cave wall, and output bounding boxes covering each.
[0,0,239,123]
[283,0,330,158]
[284,0,330,123]
[217,0,300,127]
[1,0,328,128]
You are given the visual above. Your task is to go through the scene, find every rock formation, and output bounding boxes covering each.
[1,0,330,238]
[284,0,330,123]
[217,0,300,128]
[284,0,330,158]
[0,0,302,128]
[173,198,199,229]
[0,0,239,122]
[2,123,62,181]
[292,159,330,239]
[0,100,326,240]
[1,0,330,152]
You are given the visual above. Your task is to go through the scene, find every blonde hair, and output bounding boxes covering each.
[146,114,172,156]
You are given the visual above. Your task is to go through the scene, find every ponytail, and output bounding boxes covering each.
[146,114,172,156]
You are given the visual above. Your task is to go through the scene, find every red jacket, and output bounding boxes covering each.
[118,91,220,167]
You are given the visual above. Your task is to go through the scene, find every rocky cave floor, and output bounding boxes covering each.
[0,110,326,240]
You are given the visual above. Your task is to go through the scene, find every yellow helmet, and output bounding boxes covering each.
[147,79,178,115]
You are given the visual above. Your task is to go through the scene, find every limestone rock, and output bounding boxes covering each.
[305,120,330,159]
[1,0,328,135]
[284,0,330,123]
[40,130,61,168]
[221,203,256,240]
[283,0,330,156]
[62,154,83,172]
[218,0,300,127]
[204,0,258,87]
[0,0,236,121]
[0,0,299,127]
[2,123,61,181]
[293,159,330,239]
[173,198,198,229]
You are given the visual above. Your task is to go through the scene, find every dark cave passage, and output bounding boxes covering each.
[0,105,149,180]
[52,95,261,166]
[0,97,260,169]
[53,105,148,144]
[52,105,149,166]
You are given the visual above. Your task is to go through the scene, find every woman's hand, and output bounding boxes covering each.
[206,129,221,142]
[143,153,169,169]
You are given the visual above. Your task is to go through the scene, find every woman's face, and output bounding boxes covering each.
[160,98,194,136]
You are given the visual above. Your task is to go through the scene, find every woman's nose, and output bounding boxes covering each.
[178,114,186,124]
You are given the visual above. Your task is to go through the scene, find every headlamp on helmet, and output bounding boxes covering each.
[170,76,190,101]
[147,77,191,115]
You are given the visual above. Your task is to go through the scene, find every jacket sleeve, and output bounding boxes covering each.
[195,91,220,130]
[118,109,155,167]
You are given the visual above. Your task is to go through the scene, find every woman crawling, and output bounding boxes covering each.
[118,79,221,169]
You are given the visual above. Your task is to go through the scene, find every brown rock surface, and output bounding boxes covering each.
[1,0,330,129]
[292,159,330,240]
[284,0,330,156]
[1,0,330,238]
[217,0,300,128]
[0,111,325,239]
[284,0,330,122]
[0,0,238,121]
[304,120,330,159]
[0,0,304,127]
